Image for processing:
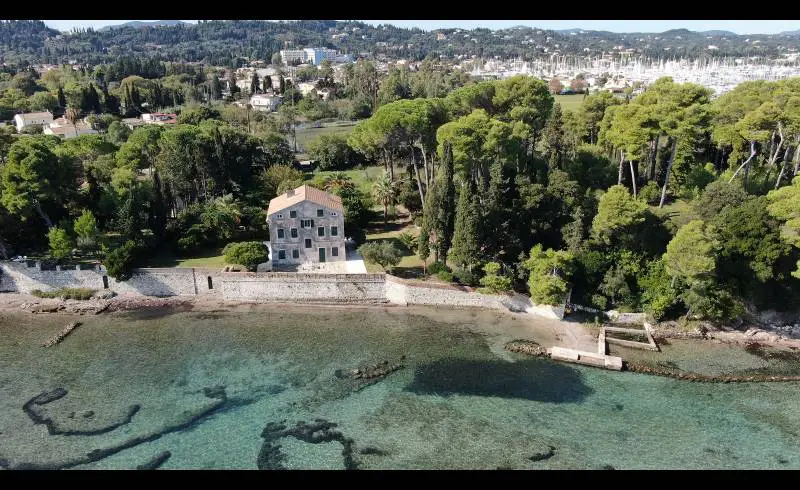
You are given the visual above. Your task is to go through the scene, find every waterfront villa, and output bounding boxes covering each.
[266,184,346,266]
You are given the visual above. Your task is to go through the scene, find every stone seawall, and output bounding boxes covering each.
[0,263,565,318]
[220,273,386,303]
[384,275,566,319]
[0,262,217,297]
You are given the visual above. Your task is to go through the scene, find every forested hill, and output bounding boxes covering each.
[2,20,800,67]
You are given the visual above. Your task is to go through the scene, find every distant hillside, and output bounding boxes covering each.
[99,20,189,31]
[701,30,738,37]
[1,19,799,67]
[779,29,800,37]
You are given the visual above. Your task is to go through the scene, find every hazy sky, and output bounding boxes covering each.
[42,19,800,35]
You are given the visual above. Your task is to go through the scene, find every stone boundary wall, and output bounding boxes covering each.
[220,273,386,303]
[0,263,565,318]
[384,275,566,319]
[0,262,212,297]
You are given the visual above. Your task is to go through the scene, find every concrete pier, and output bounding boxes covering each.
[549,346,623,371]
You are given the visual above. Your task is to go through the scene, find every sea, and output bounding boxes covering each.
[1,305,798,470]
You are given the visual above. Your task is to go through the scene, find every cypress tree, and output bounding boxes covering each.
[57,86,67,110]
[117,188,143,242]
[542,103,564,170]
[450,180,482,271]
[147,170,168,240]
[418,224,430,272]
[250,72,260,94]
[79,87,91,113]
[88,84,102,113]
[421,143,456,264]
[484,160,521,266]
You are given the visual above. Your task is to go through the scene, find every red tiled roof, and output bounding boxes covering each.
[267,184,344,215]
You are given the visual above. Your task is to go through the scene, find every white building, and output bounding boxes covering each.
[43,116,98,139]
[279,48,340,66]
[297,82,318,96]
[141,113,178,125]
[249,94,283,112]
[14,111,54,132]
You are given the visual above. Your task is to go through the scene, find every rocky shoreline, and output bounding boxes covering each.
[4,291,800,355]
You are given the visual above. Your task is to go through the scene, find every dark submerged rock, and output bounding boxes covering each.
[528,445,556,462]
[136,451,172,470]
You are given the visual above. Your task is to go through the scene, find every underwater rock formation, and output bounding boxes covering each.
[257,418,357,470]
[22,388,141,436]
[42,322,82,347]
[137,451,172,470]
[504,340,550,358]
[624,360,800,382]
[334,357,405,392]
[10,385,249,470]
[527,445,556,462]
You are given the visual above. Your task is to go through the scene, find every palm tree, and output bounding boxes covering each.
[65,107,80,138]
[322,172,354,192]
[373,172,397,225]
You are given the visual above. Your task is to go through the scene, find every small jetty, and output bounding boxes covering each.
[549,346,623,371]
[42,321,82,347]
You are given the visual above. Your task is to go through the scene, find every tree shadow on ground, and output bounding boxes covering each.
[405,358,593,403]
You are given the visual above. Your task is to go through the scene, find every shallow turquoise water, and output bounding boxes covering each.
[1,306,799,470]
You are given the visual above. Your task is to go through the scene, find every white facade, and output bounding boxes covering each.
[249,94,283,112]
[280,48,340,66]
[14,111,54,132]
[42,116,98,139]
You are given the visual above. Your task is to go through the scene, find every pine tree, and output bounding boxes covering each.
[450,180,482,271]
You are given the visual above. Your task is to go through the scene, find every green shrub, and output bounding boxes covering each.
[104,240,139,281]
[31,287,96,300]
[223,241,269,272]
[436,270,455,282]
[397,232,418,253]
[358,240,402,273]
[427,262,451,275]
[638,181,661,204]
[478,262,512,293]
[47,226,73,262]
[591,294,609,310]
[454,267,479,286]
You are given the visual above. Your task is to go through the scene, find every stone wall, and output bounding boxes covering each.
[0,263,566,318]
[0,262,214,297]
[220,273,386,303]
[384,275,566,319]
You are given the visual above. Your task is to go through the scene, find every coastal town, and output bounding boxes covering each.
[0,19,800,471]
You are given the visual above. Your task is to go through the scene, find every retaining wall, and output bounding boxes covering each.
[0,262,567,319]
[220,273,386,303]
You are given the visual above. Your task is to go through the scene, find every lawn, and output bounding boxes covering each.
[291,122,357,160]
[304,165,386,195]
[361,206,426,277]
[650,199,696,229]
[140,248,229,269]
[554,94,586,112]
